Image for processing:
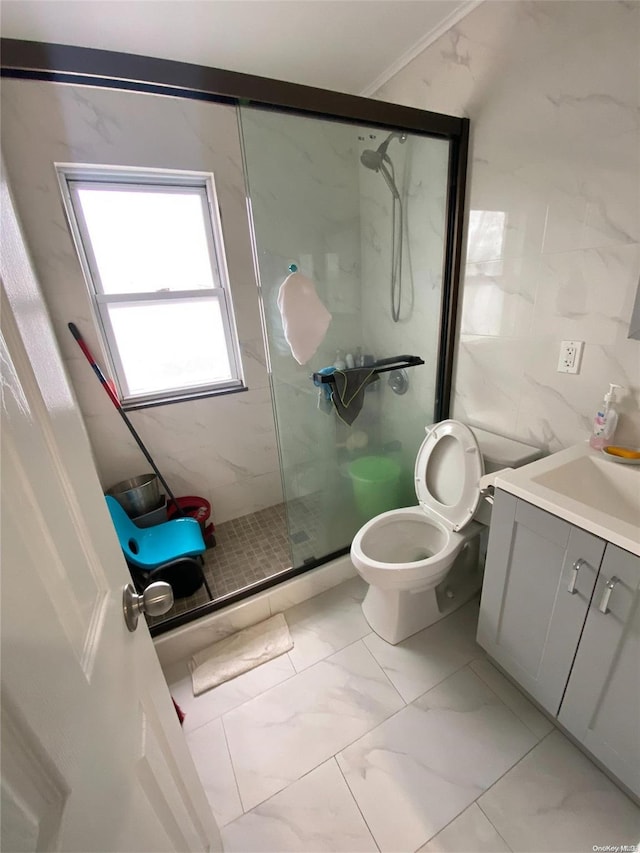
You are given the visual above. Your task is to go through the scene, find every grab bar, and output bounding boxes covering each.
[312,355,424,384]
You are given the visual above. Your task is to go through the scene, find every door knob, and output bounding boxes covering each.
[123,582,174,631]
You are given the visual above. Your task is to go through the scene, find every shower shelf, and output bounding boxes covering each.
[312,355,424,384]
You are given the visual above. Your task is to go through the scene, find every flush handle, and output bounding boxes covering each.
[567,558,588,594]
[598,576,619,615]
[480,485,494,506]
[123,582,173,632]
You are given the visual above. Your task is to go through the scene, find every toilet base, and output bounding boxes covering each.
[360,535,482,644]
[361,585,442,644]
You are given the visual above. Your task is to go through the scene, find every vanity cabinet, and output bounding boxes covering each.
[558,542,640,797]
[477,491,605,715]
[478,490,640,797]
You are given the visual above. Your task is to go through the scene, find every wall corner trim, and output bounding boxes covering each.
[359,0,483,98]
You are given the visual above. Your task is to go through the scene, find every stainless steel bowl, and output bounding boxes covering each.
[107,473,160,517]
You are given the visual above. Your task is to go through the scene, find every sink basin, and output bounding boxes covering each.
[532,454,640,528]
[494,443,640,556]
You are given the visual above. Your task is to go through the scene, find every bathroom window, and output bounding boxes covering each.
[57,166,243,408]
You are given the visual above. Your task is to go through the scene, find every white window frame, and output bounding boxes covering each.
[56,164,244,408]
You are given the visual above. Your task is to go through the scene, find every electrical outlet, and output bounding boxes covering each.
[557,340,584,374]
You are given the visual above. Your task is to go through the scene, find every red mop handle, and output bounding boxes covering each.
[67,322,184,515]
[68,322,120,409]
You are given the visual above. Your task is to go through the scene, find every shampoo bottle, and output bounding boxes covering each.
[589,383,623,450]
[334,349,346,370]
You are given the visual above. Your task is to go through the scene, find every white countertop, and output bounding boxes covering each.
[493,442,640,557]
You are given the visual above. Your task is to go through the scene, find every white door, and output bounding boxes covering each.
[1,173,221,851]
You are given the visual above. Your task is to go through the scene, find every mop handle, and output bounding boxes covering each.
[68,322,121,408]
[67,323,183,514]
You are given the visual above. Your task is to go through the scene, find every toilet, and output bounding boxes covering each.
[350,419,541,644]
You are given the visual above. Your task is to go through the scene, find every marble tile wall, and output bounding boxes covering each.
[1,80,282,523]
[375,0,640,452]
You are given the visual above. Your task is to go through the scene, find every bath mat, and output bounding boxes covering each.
[189,613,293,696]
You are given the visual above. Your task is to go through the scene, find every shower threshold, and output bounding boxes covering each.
[146,501,349,636]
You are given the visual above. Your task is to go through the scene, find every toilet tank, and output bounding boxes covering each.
[468,426,542,526]
[469,426,542,474]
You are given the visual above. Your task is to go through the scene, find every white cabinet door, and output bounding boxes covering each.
[478,491,605,715]
[559,544,640,798]
[1,175,221,852]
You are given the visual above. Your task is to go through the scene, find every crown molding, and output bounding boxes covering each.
[359,0,482,98]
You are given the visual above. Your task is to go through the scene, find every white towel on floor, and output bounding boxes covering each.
[277,271,331,365]
[189,613,293,696]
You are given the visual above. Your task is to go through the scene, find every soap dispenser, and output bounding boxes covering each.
[589,383,623,450]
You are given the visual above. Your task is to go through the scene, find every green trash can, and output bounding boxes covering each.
[348,455,402,519]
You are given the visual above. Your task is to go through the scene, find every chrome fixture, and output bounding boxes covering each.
[567,558,589,594]
[388,368,409,395]
[123,581,174,631]
[360,132,407,322]
[598,576,619,614]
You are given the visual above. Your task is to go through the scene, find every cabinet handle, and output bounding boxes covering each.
[567,558,588,594]
[598,576,620,614]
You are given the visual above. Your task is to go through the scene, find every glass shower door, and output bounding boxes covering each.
[239,106,451,569]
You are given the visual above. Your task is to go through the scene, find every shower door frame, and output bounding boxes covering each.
[1,38,469,634]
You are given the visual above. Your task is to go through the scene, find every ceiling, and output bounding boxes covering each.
[0,0,476,95]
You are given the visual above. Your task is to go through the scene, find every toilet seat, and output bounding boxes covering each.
[350,420,485,584]
[414,420,484,532]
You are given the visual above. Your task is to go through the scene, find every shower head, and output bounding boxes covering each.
[359,131,407,173]
[360,131,405,200]
[360,147,385,171]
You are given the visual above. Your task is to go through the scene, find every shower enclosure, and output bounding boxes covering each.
[239,107,452,570]
[1,40,468,633]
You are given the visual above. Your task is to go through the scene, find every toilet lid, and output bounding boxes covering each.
[414,420,484,532]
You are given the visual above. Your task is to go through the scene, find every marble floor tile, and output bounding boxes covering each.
[285,577,370,672]
[164,653,296,733]
[479,730,640,853]
[418,803,512,852]
[221,759,377,852]
[469,657,554,741]
[363,598,484,703]
[185,717,243,827]
[337,665,538,853]
[222,639,405,811]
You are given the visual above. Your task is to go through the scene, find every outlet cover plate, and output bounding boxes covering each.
[557,340,584,374]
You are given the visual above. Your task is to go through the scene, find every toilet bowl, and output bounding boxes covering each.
[350,419,540,644]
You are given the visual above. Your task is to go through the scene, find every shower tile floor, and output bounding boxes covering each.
[147,496,328,628]
[164,579,640,852]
